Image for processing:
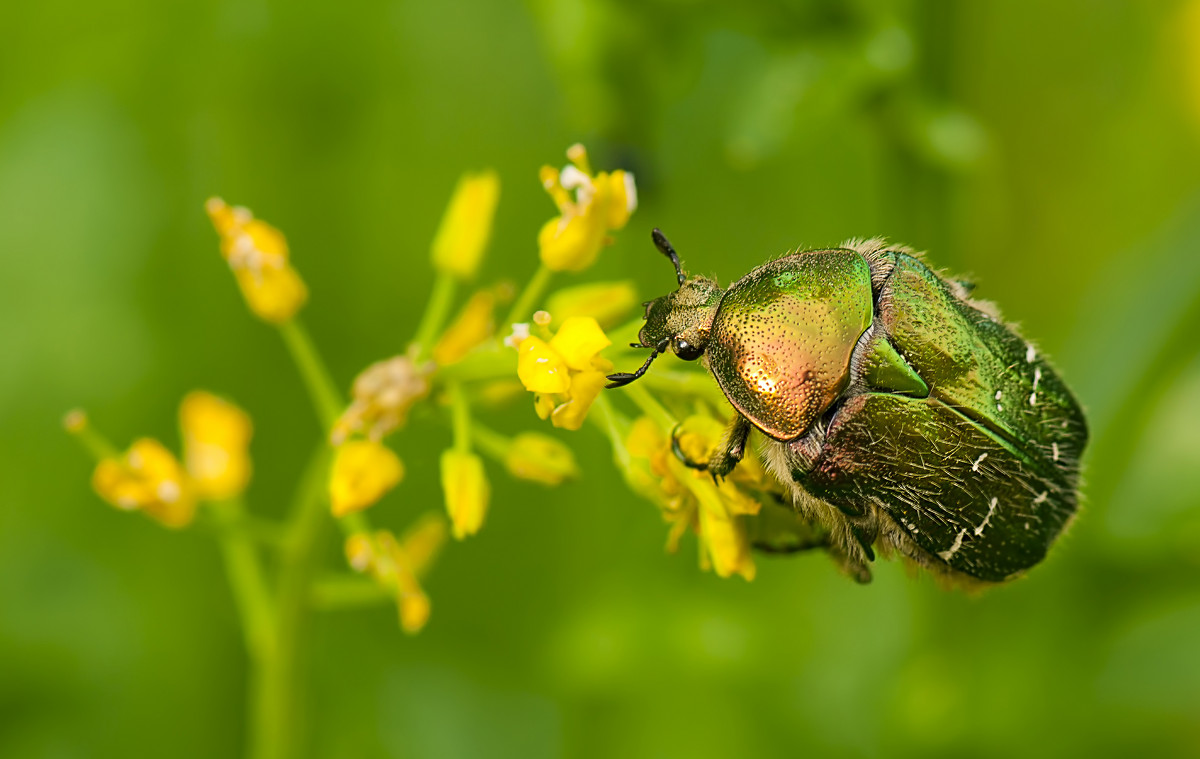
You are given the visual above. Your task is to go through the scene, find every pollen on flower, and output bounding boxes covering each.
[537,144,638,272]
[205,197,308,324]
[92,438,197,528]
[332,348,433,444]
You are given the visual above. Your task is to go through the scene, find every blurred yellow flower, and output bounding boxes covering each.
[546,280,638,329]
[329,440,404,518]
[433,290,496,365]
[431,170,500,280]
[538,144,637,272]
[206,197,308,324]
[332,350,433,445]
[441,449,490,539]
[624,414,762,581]
[504,431,580,485]
[346,514,447,634]
[92,438,196,528]
[515,316,612,430]
[179,391,253,500]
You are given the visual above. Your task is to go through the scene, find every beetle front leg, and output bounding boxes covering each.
[707,413,752,481]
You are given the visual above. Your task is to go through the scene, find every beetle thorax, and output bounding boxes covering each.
[638,276,724,357]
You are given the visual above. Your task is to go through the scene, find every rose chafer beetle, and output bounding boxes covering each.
[609,230,1087,584]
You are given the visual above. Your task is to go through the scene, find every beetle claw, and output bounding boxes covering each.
[670,424,710,471]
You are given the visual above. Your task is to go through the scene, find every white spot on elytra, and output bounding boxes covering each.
[1033,367,1042,392]
[997,404,1003,412]
[995,390,1003,401]
[1029,392,1037,406]
[1052,442,1060,462]
[1026,344,1037,363]
[974,497,999,536]
[972,452,988,472]
[1033,491,1048,507]
[939,529,967,561]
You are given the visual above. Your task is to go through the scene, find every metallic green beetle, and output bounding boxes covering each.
[608,230,1087,584]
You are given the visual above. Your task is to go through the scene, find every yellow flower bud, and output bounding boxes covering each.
[433,291,496,366]
[504,432,580,485]
[398,512,448,577]
[431,170,500,280]
[92,438,196,528]
[179,391,253,500]
[516,336,571,394]
[440,449,490,539]
[206,197,308,324]
[329,440,404,518]
[699,505,757,581]
[345,533,375,573]
[332,350,432,444]
[546,281,638,329]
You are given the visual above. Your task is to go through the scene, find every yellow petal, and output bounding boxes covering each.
[344,533,375,573]
[516,337,570,394]
[537,214,606,273]
[546,281,638,329]
[440,449,490,539]
[504,432,580,485]
[700,507,756,581]
[550,369,608,431]
[549,316,611,371]
[433,291,495,366]
[92,438,196,528]
[397,585,431,634]
[601,170,637,230]
[329,440,404,517]
[431,170,500,280]
[180,391,253,500]
[233,263,308,324]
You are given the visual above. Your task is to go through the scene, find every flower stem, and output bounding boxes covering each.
[505,263,554,326]
[253,443,332,759]
[413,271,458,363]
[63,411,118,460]
[624,383,676,430]
[310,574,392,610]
[212,499,275,661]
[469,421,511,461]
[278,319,344,431]
[589,394,632,472]
[449,382,473,452]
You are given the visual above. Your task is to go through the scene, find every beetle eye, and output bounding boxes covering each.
[673,338,703,361]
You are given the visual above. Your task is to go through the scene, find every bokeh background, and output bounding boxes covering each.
[5,0,1200,756]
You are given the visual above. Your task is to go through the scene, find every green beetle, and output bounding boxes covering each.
[608,230,1087,584]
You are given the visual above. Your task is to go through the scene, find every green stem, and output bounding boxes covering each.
[310,574,392,610]
[64,415,118,460]
[211,499,275,661]
[624,384,676,430]
[589,394,632,472]
[254,443,332,759]
[504,263,554,326]
[413,272,458,363]
[278,319,344,430]
[470,422,511,462]
[449,382,472,452]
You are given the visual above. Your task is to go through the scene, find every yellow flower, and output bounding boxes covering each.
[332,349,433,444]
[537,144,637,272]
[441,449,490,539]
[329,440,404,517]
[433,290,496,366]
[515,316,612,430]
[179,391,253,500]
[206,198,308,324]
[624,414,765,581]
[431,170,500,280]
[504,432,580,485]
[346,514,447,634]
[545,281,638,329]
[92,438,196,528]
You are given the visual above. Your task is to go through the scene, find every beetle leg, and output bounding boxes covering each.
[707,414,752,482]
[670,425,710,471]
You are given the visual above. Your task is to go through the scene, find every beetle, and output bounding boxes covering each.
[608,229,1087,584]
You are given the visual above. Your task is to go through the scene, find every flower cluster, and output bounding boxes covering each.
[206,198,307,323]
[514,315,613,430]
[538,144,637,271]
[77,391,253,528]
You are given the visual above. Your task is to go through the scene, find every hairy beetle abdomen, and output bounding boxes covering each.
[707,250,873,441]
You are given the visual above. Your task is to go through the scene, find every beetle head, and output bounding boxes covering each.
[606,229,724,389]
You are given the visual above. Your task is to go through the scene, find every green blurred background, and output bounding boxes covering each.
[4,0,1200,756]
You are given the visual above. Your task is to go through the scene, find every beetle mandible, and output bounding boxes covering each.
[608,229,1088,584]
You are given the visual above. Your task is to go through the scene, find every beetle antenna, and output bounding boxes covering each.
[652,228,686,287]
[606,341,667,388]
